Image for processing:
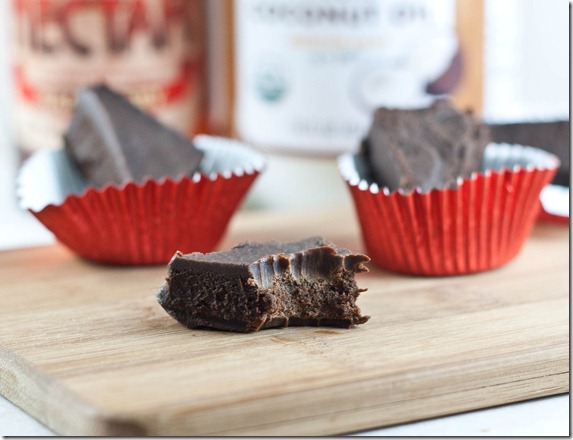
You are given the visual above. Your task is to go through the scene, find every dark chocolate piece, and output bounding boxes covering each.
[361,100,490,192]
[488,120,570,186]
[157,237,370,333]
[64,84,203,187]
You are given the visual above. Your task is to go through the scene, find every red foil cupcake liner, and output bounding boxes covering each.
[17,135,266,265]
[339,143,559,276]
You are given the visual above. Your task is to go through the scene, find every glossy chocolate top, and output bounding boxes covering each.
[64,84,203,187]
[169,237,370,282]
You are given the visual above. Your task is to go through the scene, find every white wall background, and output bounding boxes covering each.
[483,0,569,122]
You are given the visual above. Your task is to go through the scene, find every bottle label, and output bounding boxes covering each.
[234,0,458,155]
[12,0,204,153]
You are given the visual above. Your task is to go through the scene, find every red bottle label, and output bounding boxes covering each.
[12,0,204,153]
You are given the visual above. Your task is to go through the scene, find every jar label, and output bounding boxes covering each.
[234,0,458,155]
[12,0,204,153]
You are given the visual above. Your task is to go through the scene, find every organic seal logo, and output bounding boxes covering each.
[255,63,288,102]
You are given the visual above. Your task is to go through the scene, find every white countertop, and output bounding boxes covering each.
[1,392,568,437]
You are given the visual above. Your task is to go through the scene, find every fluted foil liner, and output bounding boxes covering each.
[17,135,266,265]
[339,143,559,276]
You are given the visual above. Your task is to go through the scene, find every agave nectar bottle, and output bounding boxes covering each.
[11,0,207,157]
[233,0,483,156]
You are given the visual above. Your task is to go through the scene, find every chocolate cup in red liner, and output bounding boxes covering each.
[485,117,569,225]
[338,143,559,276]
[17,135,266,265]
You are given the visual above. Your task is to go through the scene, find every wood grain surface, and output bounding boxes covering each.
[0,207,568,435]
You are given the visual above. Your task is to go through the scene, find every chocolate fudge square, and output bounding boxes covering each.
[157,237,370,332]
[361,100,490,192]
[64,84,203,187]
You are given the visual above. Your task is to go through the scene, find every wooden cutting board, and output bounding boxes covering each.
[0,207,568,436]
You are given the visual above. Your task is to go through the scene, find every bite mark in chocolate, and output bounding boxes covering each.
[64,84,203,188]
[157,237,370,333]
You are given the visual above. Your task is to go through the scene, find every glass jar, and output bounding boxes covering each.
[232,0,484,156]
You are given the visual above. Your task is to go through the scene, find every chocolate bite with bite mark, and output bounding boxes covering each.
[157,237,370,333]
[361,100,490,192]
[64,84,203,188]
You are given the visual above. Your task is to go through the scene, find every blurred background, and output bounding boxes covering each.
[0,2,569,434]
[0,0,569,248]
